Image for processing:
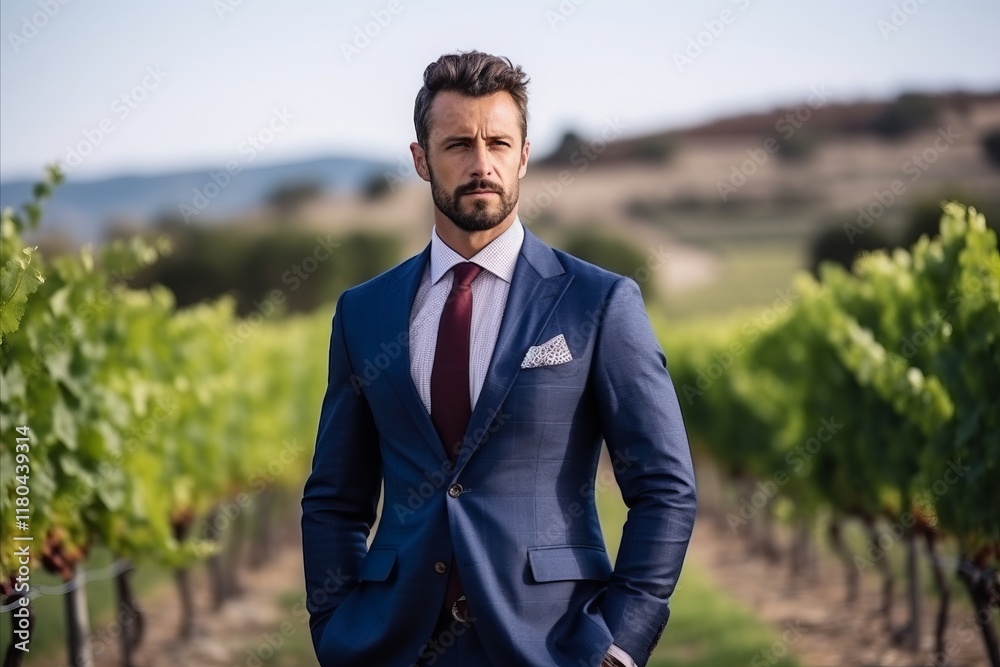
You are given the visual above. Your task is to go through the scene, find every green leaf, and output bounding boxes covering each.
[0,247,46,341]
[53,398,78,450]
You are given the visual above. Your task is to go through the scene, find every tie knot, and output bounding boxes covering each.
[451,262,482,289]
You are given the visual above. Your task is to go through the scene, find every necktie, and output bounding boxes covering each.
[430,261,482,622]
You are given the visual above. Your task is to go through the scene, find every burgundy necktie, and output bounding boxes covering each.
[430,261,482,621]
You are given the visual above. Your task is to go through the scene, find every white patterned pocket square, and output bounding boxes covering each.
[520,333,573,369]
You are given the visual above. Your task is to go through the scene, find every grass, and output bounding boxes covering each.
[248,590,318,667]
[647,566,800,667]
[663,237,807,321]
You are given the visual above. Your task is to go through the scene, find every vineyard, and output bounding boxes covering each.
[0,166,327,666]
[1,166,998,666]
[660,201,1000,665]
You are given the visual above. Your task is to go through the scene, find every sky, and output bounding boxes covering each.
[1,0,998,182]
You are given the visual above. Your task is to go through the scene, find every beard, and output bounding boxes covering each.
[429,164,519,233]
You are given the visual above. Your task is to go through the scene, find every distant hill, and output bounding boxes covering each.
[0,155,394,242]
[669,90,998,138]
[538,89,1000,165]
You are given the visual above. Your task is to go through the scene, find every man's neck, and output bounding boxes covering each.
[434,212,517,259]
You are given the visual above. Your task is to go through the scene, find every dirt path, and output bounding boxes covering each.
[686,513,992,667]
[33,542,309,667]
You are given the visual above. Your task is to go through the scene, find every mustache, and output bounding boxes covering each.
[457,182,502,195]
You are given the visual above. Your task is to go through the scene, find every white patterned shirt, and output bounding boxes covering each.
[409,215,524,413]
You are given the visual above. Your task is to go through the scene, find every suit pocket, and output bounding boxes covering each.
[527,544,612,583]
[515,358,584,385]
[358,547,397,582]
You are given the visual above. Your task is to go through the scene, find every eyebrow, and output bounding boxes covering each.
[440,134,515,144]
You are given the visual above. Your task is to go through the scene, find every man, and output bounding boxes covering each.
[301,50,697,667]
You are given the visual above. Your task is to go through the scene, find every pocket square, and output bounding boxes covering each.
[520,333,573,369]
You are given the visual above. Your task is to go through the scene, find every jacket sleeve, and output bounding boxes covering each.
[300,288,383,651]
[592,276,697,666]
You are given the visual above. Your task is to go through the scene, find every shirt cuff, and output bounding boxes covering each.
[607,642,637,667]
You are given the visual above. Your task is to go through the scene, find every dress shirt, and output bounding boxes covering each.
[409,215,524,413]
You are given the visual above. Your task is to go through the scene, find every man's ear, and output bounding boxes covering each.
[410,142,431,182]
[518,138,530,179]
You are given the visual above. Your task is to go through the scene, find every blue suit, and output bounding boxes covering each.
[301,224,697,667]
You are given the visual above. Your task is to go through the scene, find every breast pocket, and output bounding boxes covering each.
[514,358,584,386]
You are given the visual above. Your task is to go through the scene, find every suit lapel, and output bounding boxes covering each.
[454,226,573,476]
[381,242,447,464]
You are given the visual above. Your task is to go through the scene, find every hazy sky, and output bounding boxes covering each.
[1,0,997,181]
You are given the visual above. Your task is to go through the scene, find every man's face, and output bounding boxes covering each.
[412,90,529,233]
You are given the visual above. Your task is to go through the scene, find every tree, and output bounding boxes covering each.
[871,93,939,140]
[980,128,1000,169]
[808,220,891,277]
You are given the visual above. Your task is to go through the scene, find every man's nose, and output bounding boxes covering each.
[468,142,493,179]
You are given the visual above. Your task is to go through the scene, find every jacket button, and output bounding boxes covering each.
[434,561,447,574]
[448,484,463,498]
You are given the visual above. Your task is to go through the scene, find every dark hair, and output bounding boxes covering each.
[414,50,530,150]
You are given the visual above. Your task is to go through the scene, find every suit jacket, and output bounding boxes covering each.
[301,223,697,667]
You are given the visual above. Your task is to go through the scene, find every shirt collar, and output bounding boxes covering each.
[429,215,524,286]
